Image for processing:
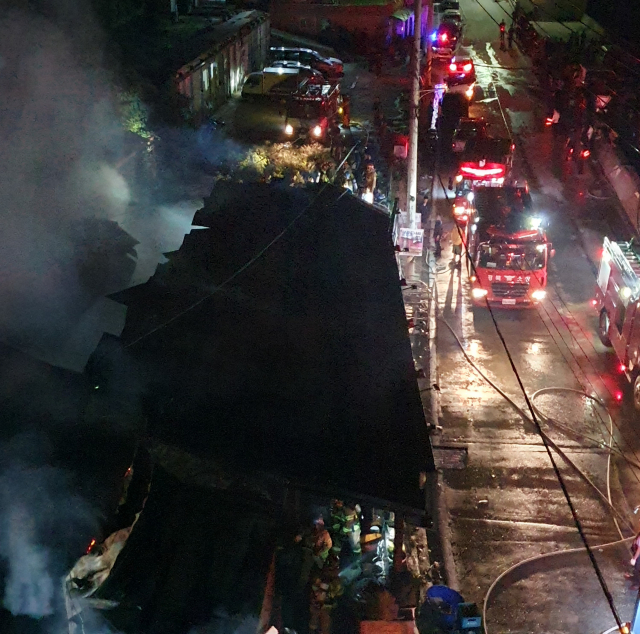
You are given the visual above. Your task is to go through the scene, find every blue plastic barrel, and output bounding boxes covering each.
[426,585,465,628]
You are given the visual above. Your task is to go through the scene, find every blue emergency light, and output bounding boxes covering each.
[431,31,437,41]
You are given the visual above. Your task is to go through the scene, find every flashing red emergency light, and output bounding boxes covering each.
[463,63,472,72]
[590,298,598,307]
[581,149,590,158]
[460,163,505,177]
[449,63,457,71]
[615,391,623,402]
[500,24,505,32]
[440,33,448,42]
[619,363,627,373]
[545,118,553,126]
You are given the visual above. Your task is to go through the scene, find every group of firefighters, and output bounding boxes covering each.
[276,500,363,634]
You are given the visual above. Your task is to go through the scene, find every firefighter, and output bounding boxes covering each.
[508,24,515,49]
[309,577,331,634]
[304,515,333,568]
[341,94,351,129]
[450,224,464,268]
[330,500,346,555]
[499,20,506,51]
[363,163,377,204]
[342,503,362,556]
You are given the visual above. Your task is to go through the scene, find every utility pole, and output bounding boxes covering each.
[406,0,422,229]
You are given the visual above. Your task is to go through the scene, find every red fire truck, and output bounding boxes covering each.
[454,137,515,192]
[467,186,553,308]
[594,237,640,409]
[283,78,341,145]
[452,137,515,225]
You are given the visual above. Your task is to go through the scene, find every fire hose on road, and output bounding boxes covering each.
[437,312,637,634]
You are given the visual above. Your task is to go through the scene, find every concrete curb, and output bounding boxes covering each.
[424,217,459,592]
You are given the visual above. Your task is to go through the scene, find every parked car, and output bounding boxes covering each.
[451,117,487,153]
[242,67,317,100]
[441,9,463,26]
[270,47,344,78]
[431,22,460,58]
[446,57,476,100]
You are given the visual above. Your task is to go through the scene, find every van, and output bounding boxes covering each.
[241,67,319,100]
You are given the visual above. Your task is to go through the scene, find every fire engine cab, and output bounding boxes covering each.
[467,186,552,308]
[283,78,341,144]
[594,237,640,409]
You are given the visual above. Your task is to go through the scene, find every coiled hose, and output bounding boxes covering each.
[436,313,636,634]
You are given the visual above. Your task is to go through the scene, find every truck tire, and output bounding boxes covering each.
[598,309,611,347]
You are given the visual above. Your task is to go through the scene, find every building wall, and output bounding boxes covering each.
[270,0,403,39]
[175,13,269,122]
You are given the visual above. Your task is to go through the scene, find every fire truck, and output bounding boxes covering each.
[454,137,515,193]
[594,237,640,409]
[451,137,515,225]
[283,77,341,145]
[466,185,553,308]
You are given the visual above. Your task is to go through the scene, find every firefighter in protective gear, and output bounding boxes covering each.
[330,500,346,555]
[330,500,362,556]
[305,516,333,568]
[343,504,362,555]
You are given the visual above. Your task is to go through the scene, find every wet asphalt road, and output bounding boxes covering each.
[431,0,640,632]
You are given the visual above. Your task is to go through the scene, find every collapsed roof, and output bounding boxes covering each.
[102,182,433,509]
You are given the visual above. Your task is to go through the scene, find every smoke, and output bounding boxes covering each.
[0,434,98,619]
[0,5,130,365]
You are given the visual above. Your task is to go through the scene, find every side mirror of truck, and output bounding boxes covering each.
[550,248,556,258]
[448,177,453,190]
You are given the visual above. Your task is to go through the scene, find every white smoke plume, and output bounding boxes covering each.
[0,435,98,619]
[0,4,131,369]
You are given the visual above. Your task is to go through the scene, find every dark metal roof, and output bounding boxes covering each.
[103,182,433,510]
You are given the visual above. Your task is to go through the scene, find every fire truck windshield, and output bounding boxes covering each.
[288,101,322,119]
[479,243,545,270]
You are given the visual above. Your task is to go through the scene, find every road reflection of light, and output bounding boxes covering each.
[469,340,479,355]
[525,341,548,374]
[431,83,446,130]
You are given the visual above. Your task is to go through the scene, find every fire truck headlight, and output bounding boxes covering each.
[529,217,542,229]
[285,124,294,136]
[531,290,546,301]
[454,205,466,215]
[455,174,463,183]
[312,125,322,137]
[621,286,632,299]
[466,192,474,202]
[536,244,545,252]
[470,275,477,282]
[472,288,488,299]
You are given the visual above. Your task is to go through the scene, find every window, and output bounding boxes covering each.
[203,67,209,92]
